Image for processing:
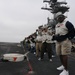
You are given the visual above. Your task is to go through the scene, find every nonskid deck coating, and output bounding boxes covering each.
[0,42,75,75]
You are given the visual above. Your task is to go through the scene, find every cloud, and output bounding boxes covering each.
[0,0,75,42]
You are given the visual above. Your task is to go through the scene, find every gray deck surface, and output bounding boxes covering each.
[0,42,75,75]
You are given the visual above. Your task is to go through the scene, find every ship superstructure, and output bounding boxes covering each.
[41,0,70,29]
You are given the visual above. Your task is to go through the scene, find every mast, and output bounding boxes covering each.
[41,0,70,28]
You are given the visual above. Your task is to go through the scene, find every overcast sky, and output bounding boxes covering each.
[0,0,75,43]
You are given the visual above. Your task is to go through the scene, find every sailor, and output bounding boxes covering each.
[52,12,75,75]
[38,25,53,61]
[35,27,42,57]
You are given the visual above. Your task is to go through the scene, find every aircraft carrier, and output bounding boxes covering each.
[0,0,75,75]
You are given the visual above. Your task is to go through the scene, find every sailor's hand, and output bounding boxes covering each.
[52,34,59,40]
